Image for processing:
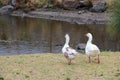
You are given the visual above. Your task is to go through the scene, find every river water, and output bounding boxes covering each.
[0,15,119,55]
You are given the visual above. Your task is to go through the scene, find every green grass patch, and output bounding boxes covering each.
[0,52,120,80]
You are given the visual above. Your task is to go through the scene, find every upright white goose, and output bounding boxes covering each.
[85,33,100,64]
[62,34,78,65]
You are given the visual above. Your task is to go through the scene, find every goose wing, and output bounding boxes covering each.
[66,47,78,55]
[86,43,100,55]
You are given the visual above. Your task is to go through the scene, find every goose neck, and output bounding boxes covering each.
[87,36,92,43]
[65,37,70,45]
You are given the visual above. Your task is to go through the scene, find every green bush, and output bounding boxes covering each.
[0,1,2,7]
[34,0,51,7]
[0,0,9,5]
[108,0,120,39]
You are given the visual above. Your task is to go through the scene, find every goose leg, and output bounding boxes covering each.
[98,55,100,64]
[68,59,71,65]
[89,56,91,63]
[64,53,68,59]
[64,53,69,64]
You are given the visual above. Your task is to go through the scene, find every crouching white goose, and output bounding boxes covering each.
[62,34,78,65]
[85,33,100,64]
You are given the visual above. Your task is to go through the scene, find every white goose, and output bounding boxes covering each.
[62,34,78,65]
[85,33,100,64]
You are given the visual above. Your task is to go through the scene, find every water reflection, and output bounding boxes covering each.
[0,16,119,55]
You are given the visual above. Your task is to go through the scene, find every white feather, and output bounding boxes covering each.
[85,33,100,56]
[62,34,78,59]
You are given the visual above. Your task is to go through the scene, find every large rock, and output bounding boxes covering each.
[62,0,79,10]
[0,5,14,15]
[90,0,106,12]
[76,0,92,9]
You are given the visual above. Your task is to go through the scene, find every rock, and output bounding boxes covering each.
[0,5,14,15]
[8,0,17,6]
[63,0,79,10]
[76,0,92,9]
[76,43,86,50]
[78,10,86,14]
[90,0,106,12]
[76,43,86,53]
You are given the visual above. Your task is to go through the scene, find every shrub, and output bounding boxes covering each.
[107,0,120,39]
[0,0,9,6]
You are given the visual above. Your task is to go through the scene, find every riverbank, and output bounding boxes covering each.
[10,9,110,24]
[0,52,120,80]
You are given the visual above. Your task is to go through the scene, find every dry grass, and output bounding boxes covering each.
[0,52,120,80]
[105,0,113,5]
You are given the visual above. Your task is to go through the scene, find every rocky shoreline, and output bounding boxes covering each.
[10,9,110,24]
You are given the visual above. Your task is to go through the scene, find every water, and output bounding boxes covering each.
[0,15,119,55]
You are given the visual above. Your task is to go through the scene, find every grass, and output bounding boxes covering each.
[0,52,120,80]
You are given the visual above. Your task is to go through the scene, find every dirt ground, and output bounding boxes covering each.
[11,9,110,24]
